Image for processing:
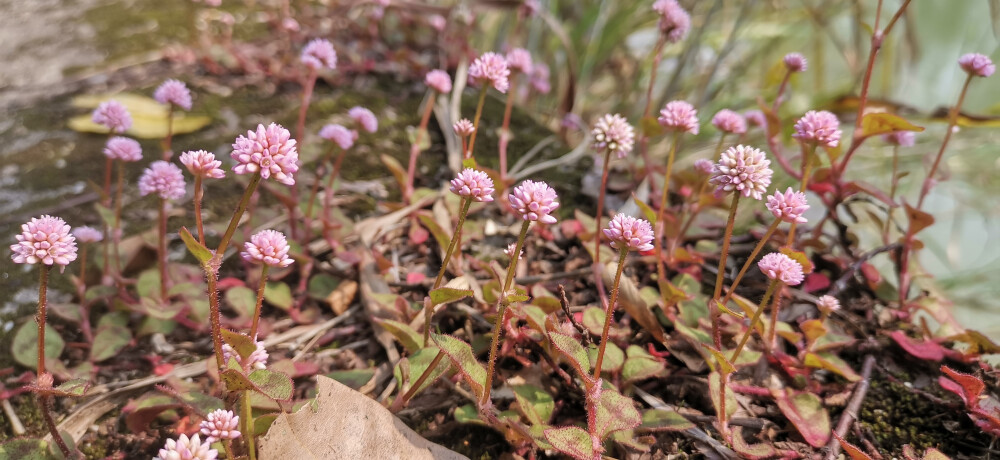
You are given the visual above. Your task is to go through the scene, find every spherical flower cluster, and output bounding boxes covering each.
[231,123,299,185]
[504,242,523,260]
[301,38,337,70]
[449,168,495,202]
[469,52,511,93]
[72,226,103,244]
[103,137,143,162]
[652,0,690,43]
[139,161,186,201]
[319,124,356,150]
[427,14,446,32]
[694,159,714,175]
[792,110,841,148]
[757,252,804,286]
[766,187,809,224]
[816,295,841,314]
[453,119,475,137]
[425,69,452,94]
[241,229,293,267]
[783,53,807,73]
[506,48,534,75]
[180,150,225,179]
[711,109,747,135]
[154,79,193,111]
[10,215,78,266]
[959,53,995,78]
[349,106,378,133]
[883,131,916,147]
[153,434,217,460]
[591,113,635,158]
[710,145,773,200]
[91,100,132,133]
[509,180,559,224]
[222,339,269,372]
[658,100,699,135]
[603,214,654,252]
[200,409,241,443]
[744,110,766,128]
[531,63,551,94]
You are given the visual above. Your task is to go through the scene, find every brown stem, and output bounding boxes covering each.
[824,355,876,460]
[592,247,629,380]
[883,145,900,243]
[207,268,225,369]
[39,394,74,458]
[592,149,612,284]
[638,35,667,179]
[77,245,88,295]
[425,198,473,344]
[406,92,437,202]
[772,70,792,114]
[499,74,519,182]
[765,283,786,353]
[193,175,206,245]
[482,220,531,406]
[250,265,269,339]
[158,198,168,301]
[719,219,781,308]
[306,145,336,220]
[653,132,682,283]
[37,266,50,374]
[711,193,741,349]
[391,350,444,412]
[164,105,175,160]
[729,280,779,363]
[112,160,125,276]
[466,86,488,160]
[101,154,113,282]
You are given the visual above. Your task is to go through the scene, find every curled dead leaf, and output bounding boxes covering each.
[325,280,359,316]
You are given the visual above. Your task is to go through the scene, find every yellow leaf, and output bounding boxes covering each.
[859,112,924,138]
[68,93,211,139]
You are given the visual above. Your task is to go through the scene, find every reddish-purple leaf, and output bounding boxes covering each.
[772,388,831,447]
[940,365,984,407]
[833,432,873,460]
[890,331,945,361]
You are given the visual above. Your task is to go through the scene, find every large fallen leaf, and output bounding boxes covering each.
[68,93,211,138]
[772,388,830,448]
[259,376,467,459]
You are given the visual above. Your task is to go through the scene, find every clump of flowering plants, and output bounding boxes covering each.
[6,1,1000,459]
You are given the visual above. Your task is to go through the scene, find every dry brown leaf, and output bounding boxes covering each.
[326,280,359,316]
[359,250,402,363]
[259,376,468,460]
[602,261,667,343]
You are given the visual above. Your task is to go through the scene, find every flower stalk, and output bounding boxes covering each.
[466,85,488,160]
[425,198,473,344]
[711,193,741,348]
[405,92,437,202]
[592,247,629,380]
[250,264,270,339]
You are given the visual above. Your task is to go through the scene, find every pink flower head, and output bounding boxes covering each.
[710,145,773,200]
[10,215,77,266]
[603,214,654,252]
[222,338,269,372]
[531,63,551,94]
[508,180,559,224]
[883,131,916,147]
[711,109,747,135]
[231,123,299,185]
[349,106,378,133]
[301,38,337,70]
[793,110,841,148]
[180,150,225,179]
[241,229,293,267]
[591,113,636,158]
[91,100,132,133]
[453,119,475,137]
[783,53,807,73]
[652,0,690,43]
[694,159,714,175]
[425,69,452,93]
[450,168,495,202]
[72,226,103,244]
[658,100,699,135]
[506,48,534,75]
[428,14,447,32]
[138,161,186,201]
[154,79,193,111]
[520,0,540,18]
[504,242,523,260]
[766,187,809,224]
[816,295,840,314]
[959,53,995,78]
[200,409,241,443]
[757,252,804,286]
[103,136,143,162]
[744,110,766,129]
[469,52,511,93]
[319,124,356,150]
[153,434,217,460]
[283,17,300,31]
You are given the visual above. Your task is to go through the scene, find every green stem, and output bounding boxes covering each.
[719,219,781,308]
[390,350,444,412]
[250,265,269,339]
[729,280,779,363]
[217,172,262,257]
[425,198,473,345]
[481,220,531,406]
[711,193,741,349]
[466,86,488,160]
[243,390,256,460]
[592,247,629,381]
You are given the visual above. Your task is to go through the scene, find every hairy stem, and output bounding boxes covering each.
[37,266,50,375]
[40,394,73,458]
[765,282,786,353]
[217,172,262,258]
[592,247,629,380]
[390,350,444,412]
[482,220,531,406]
[243,389,256,460]
[194,176,206,245]
[592,149,613,290]
[729,280,779,363]
[719,219,781,308]
[425,198,473,344]
[711,193,741,349]
[250,265,269,339]
[466,86,489,160]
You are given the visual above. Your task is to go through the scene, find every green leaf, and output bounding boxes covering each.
[416,213,451,255]
[325,369,375,390]
[380,154,408,191]
[136,269,161,300]
[395,348,449,396]
[454,404,483,425]
[803,352,861,382]
[632,194,657,226]
[547,331,591,378]
[701,344,735,374]
[221,330,258,361]
[587,342,624,374]
[50,378,90,398]
[429,287,473,307]
[544,426,595,460]
[622,345,664,383]
[406,126,432,151]
[220,369,256,393]
[93,203,116,229]
[253,413,278,437]
[513,384,555,425]
[264,282,293,311]
[179,227,213,264]
[374,318,424,354]
[224,286,256,318]
[461,158,478,169]
[639,409,695,432]
[431,333,487,401]
[772,388,831,448]
[709,371,737,418]
[859,112,924,138]
[90,322,131,362]
[595,385,642,440]
[640,116,665,137]
[248,369,295,401]
[581,306,606,335]
[0,437,54,460]
[308,274,340,299]
[12,322,64,370]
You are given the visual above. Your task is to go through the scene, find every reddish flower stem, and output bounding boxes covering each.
[653,132,681,286]
[112,160,125,276]
[786,143,815,247]
[405,92,437,202]
[305,145,336,220]
[729,280,779,363]
[466,86,489,161]
[250,264,269,339]
[499,75,519,183]
[592,247,629,381]
[425,198,473,344]
[711,193,741,349]
[40,394,73,458]
[482,220,531,406]
[193,175,206,245]
[37,266,50,375]
[158,198,169,302]
[164,105,175,161]
[638,35,667,180]
[718,219,781,308]
[592,149,613,292]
